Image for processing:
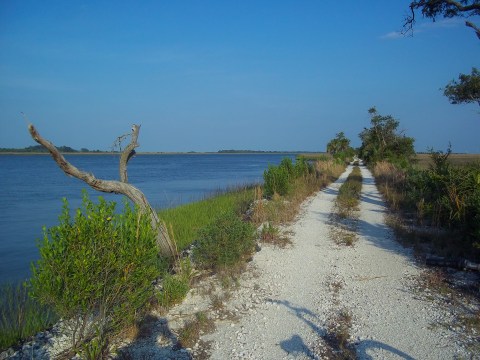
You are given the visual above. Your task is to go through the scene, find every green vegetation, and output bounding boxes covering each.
[193,211,256,270]
[326,132,355,164]
[156,272,191,308]
[336,166,363,219]
[404,1,480,40]
[159,187,254,250]
[2,156,346,354]
[263,157,314,197]
[443,67,480,107]
[0,282,58,351]
[0,145,104,153]
[30,193,163,352]
[373,148,480,259]
[358,107,415,167]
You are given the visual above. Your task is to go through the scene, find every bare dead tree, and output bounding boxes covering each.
[28,123,176,258]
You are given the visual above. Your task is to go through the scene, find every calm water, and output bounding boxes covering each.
[0,153,292,283]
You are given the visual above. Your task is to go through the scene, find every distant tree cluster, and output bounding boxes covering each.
[326,132,355,164]
[358,107,415,166]
[0,145,104,153]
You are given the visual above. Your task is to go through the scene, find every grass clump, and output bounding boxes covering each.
[193,212,256,270]
[324,308,356,359]
[156,273,190,308]
[0,282,58,351]
[259,223,291,248]
[178,312,216,349]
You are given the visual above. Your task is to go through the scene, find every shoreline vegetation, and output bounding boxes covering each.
[0,156,346,355]
[2,146,480,356]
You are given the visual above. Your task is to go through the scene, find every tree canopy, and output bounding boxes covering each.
[443,67,480,106]
[358,107,415,166]
[404,0,480,39]
[326,132,351,155]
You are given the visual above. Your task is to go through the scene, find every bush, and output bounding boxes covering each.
[263,157,315,197]
[263,164,291,197]
[193,212,256,270]
[30,193,164,350]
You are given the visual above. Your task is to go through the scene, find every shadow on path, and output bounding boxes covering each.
[267,299,414,360]
[114,314,192,359]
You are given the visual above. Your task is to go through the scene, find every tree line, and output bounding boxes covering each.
[0,145,104,153]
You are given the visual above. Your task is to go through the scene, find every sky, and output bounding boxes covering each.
[0,1,479,153]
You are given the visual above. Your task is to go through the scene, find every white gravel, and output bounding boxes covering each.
[201,165,472,359]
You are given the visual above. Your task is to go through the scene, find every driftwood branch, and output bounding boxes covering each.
[28,123,175,258]
[119,124,140,183]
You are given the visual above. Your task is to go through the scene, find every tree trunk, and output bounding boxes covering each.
[28,123,176,258]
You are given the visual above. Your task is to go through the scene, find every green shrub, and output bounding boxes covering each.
[30,193,164,350]
[156,273,190,308]
[263,164,291,197]
[193,212,256,270]
[294,157,313,178]
[0,282,58,351]
[263,157,316,197]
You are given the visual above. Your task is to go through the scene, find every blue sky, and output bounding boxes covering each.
[1,1,479,152]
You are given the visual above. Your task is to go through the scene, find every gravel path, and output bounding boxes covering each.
[201,165,470,359]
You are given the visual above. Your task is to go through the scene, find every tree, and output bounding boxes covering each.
[27,123,176,258]
[326,132,351,155]
[358,107,415,165]
[403,0,480,40]
[443,67,480,106]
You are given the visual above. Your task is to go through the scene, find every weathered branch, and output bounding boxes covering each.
[444,0,480,13]
[119,125,140,183]
[28,123,176,258]
[466,20,480,39]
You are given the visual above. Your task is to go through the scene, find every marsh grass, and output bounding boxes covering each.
[159,187,255,251]
[0,282,58,351]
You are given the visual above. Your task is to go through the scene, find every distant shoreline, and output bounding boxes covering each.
[0,151,318,156]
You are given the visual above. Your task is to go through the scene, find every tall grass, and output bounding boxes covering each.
[373,157,480,259]
[0,282,58,351]
[253,159,346,225]
[159,187,255,250]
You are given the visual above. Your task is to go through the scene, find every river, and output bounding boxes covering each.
[0,153,292,283]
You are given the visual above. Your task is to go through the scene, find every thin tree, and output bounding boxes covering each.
[28,123,176,258]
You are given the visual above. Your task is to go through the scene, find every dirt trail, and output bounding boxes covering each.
[200,165,469,359]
